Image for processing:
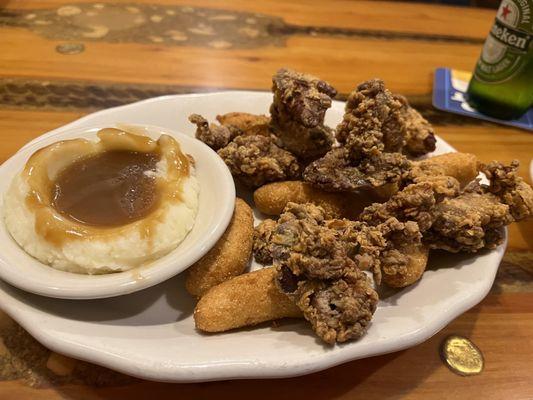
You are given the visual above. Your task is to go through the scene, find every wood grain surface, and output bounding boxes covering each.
[0,1,532,399]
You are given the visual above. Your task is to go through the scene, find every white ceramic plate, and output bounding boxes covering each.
[0,92,505,382]
[0,124,235,299]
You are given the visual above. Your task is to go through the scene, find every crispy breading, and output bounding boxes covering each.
[253,218,277,265]
[395,94,436,157]
[337,79,406,154]
[482,160,533,221]
[217,135,301,188]
[194,267,302,333]
[424,161,532,252]
[189,114,238,151]
[270,68,336,160]
[381,243,429,288]
[292,270,378,344]
[216,112,271,136]
[267,203,385,281]
[186,198,254,297]
[359,181,454,288]
[302,79,417,193]
[258,202,430,290]
[303,147,411,192]
[377,218,426,288]
[424,190,512,252]
[359,182,446,231]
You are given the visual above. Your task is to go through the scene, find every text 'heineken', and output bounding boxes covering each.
[467,0,533,119]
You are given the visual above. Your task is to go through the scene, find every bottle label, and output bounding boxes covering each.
[474,0,532,83]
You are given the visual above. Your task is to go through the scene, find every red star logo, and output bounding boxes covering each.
[501,5,511,19]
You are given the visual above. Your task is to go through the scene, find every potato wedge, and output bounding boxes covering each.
[194,267,302,332]
[186,198,254,297]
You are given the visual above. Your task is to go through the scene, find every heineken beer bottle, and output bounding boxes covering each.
[467,0,533,119]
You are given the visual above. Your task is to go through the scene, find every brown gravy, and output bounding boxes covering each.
[51,150,160,226]
[22,129,190,247]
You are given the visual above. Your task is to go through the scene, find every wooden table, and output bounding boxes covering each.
[0,1,532,399]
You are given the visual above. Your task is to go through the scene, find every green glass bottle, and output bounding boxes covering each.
[467,0,533,120]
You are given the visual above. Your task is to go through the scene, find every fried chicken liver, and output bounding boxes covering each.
[263,202,385,280]
[359,180,460,231]
[303,79,413,193]
[251,202,384,343]
[189,114,238,151]
[425,161,533,252]
[270,68,337,160]
[336,79,406,154]
[295,271,378,344]
[303,147,411,192]
[217,135,301,188]
[395,94,436,157]
[483,160,533,221]
[424,188,512,252]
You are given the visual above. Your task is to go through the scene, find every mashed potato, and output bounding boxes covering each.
[3,130,199,274]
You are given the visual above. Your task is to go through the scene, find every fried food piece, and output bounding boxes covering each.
[482,160,533,221]
[253,180,375,219]
[270,68,337,160]
[191,113,271,152]
[192,112,301,188]
[303,147,411,193]
[381,243,429,288]
[395,95,436,157]
[265,202,385,281]
[359,183,445,287]
[189,114,239,151]
[361,158,531,254]
[217,135,301,188]
[216,112,271,136]
[421,160,532,252]
[194,267,302,333]
[254,181,347,217]
[264,202,427,293]
[425,161,533,252]
[336,79,406,154]
[412,152,479,188]
[360,181,458,231]
[424,190,512,252]
[186,198,254,297]
[253,202,430,341]
[263,202,428,289]
[302,79,415,193]
[378,218,427,287]
[253,219,277,265]
[292,270,378,344]
[337,80,435,158]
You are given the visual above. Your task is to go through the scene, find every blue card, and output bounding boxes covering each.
[432,67,532,131]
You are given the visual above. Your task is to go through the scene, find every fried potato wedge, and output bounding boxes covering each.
[194,267,302,332]
[254,181,375,219]
[186,198,254,297]
[416,153,479,188]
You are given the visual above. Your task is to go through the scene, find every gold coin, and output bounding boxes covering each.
[440,335,484,376]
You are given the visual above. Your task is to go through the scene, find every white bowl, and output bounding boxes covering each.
[0,124,235,299]
[0,91,505,382]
